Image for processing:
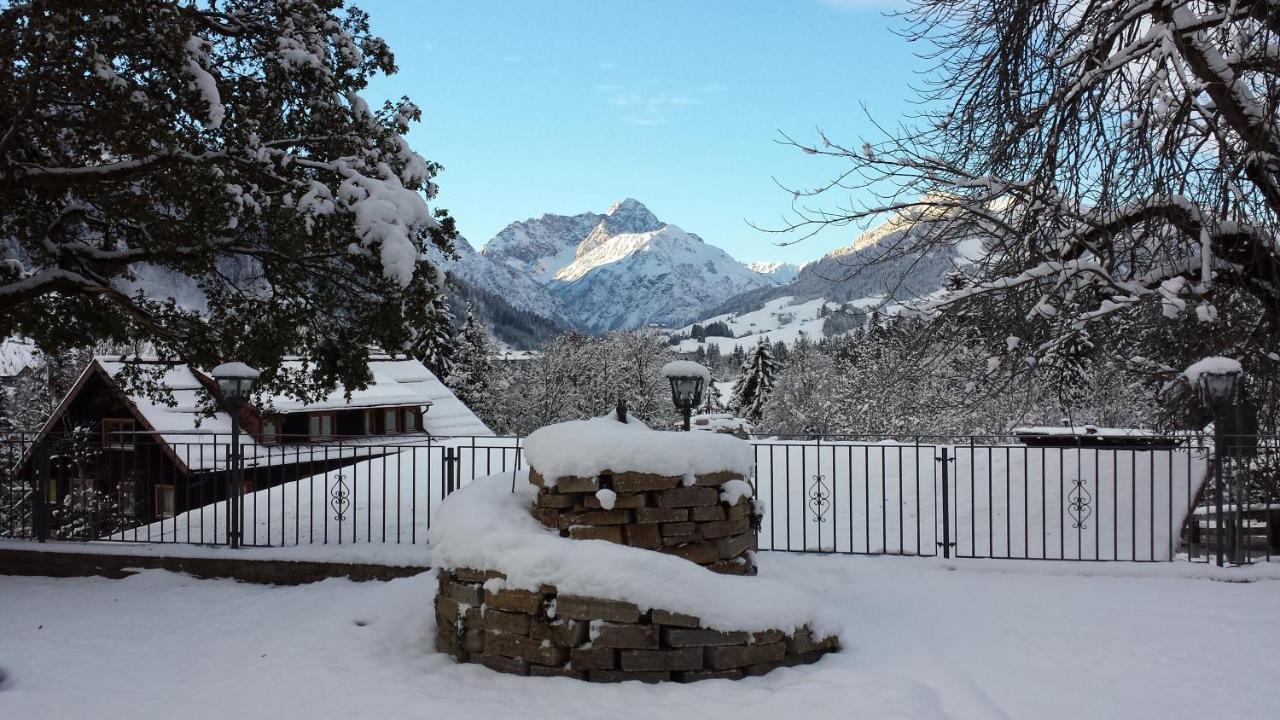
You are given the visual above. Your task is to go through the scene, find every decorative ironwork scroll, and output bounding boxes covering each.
[808,473,831,524]
[330,474,350,523]
[1067,478,1093,529]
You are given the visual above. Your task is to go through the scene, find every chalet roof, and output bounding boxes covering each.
[42,355,493,472]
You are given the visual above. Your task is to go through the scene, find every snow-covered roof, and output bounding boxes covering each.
[71,355,492,471]
[691,413,753,434]
[1011,425,1159,438]
[0,337,41,378]
[524,413,753,483]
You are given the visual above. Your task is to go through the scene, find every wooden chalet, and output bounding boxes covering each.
[16,355,491,529]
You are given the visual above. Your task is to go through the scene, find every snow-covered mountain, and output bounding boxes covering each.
[482,199,663,283]
[435,236,570,325]
[480,199,775,332]
[745,261,802,285]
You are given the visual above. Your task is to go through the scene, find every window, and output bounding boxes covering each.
[402,407,420,432]
[363,410,376,436]
[260,416,281,444]
[46,479,58,503]
[308,412,335,441]
[118,475,138,510]
[155,484,175,519]
[383,408,399,434]
[102,418,136,450]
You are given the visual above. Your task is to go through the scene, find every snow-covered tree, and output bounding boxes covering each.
[771,0,1280,430]
[412,294,455,379]
[0,1,457,403]
[488,331,680,434]
[445,304,496,418]
[729,340,779,423]
[760,333,837,436]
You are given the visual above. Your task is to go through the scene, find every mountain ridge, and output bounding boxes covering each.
[478,199,776,332]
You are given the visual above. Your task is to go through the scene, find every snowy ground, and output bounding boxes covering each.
[2,555,1277,719]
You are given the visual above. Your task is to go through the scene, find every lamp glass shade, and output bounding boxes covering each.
[210,362,261,405]
[668,375,705,411]
[1196,371,1238,405]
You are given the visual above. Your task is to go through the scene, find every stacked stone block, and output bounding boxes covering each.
[436,568,839,682]
[528,468,759,576]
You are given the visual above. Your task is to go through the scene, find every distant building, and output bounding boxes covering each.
[493,349,540,366]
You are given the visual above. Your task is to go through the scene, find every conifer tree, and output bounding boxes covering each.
[412,294,456,379]
[445,304,496,416]
[729,339,779,423]
[761,333,835,436]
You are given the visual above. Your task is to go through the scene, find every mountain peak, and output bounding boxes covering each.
[605,197,646,215]
[602,198,662,235]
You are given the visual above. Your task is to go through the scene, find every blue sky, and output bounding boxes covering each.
[360,0,924,265]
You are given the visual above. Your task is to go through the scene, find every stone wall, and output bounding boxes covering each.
[528,468,758,576]
[436,568,839,682]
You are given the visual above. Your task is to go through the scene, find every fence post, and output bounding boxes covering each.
[34,450,50,543]
[445,447,456,496]
[939,446,951,559]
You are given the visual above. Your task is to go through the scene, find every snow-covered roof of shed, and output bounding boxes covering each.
[1011,425,1158,437]
[524,413,753,483]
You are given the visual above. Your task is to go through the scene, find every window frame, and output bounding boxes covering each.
[154,484,175,519]
[117,474,138,511]
[101,418,136,451]
[402,407,420,433]
[259,415,282,444]
[307,412,336,441]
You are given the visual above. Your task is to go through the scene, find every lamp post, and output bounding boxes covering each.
[1189,358,1243,567]
[211,362,260,548]
[662,361,709,431]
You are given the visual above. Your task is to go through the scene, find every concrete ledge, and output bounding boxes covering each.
[0,547,428,584]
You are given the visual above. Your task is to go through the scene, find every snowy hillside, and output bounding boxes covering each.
[682,210,976,346]
[674,296,838,354]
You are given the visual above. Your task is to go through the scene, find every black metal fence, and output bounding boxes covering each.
[2,430,1276,564]
[0,431,524,548]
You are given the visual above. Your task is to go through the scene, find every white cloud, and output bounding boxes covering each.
[594,85,705,126]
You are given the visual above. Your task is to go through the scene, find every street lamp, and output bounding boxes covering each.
[1186,357,1243,567]
[662,360,709,431]
[211,362,260,548]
